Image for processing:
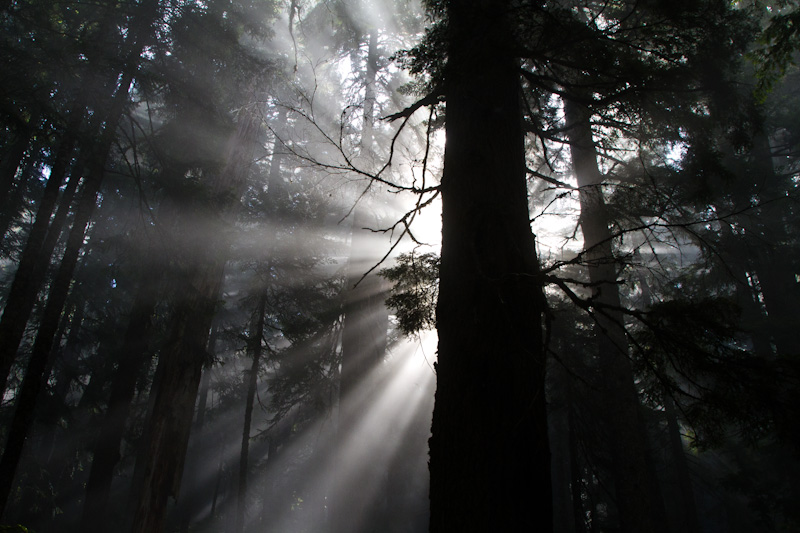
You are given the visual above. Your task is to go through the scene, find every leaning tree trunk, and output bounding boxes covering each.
[0,104,133,519]
[429,2,551,531]
[0,144,88,399]
[0,116,80,395]
[0,0,160,515]
[564,98,668,533]
[130,103,259,533]
[0,141,113,517]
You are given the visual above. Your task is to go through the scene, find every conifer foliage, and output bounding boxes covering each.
[0,0,799,532]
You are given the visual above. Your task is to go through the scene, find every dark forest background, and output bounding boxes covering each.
[0,0,799,531]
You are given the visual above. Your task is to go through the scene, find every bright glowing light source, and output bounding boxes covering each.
[408,194,442,248]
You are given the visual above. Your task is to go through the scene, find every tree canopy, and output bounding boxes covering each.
[0,0,799,532]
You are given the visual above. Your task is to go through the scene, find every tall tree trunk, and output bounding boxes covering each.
[130,104,259,533]
[0,0,161,511]
[0,112,124,518]
[49,300,85,405]
[0,140,86,348]
[130,265,223,533]
[34,296,82,477]
[429,2,551,531]
[330,31,392,533]
[0,151,37,244]
[0,0,159,395]
[564,98,668,533]
[235,291,267,533]
[0,118,80,393]
[177,329,217,533]
[81,283,158,533]
[0,122,32,206]
[722,126,800,358]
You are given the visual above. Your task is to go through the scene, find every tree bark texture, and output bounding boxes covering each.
[564,98,668,533]
[429,2,551,531]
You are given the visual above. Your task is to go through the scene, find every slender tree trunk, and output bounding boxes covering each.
[194,342,214,430]
[429,2,551,530]
[49,300,85,404]
[330,31,392,533]
[564,98,668,533]
[235,291,267,533]
[33,297,81,476]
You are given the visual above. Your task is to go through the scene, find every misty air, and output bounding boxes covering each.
[0,1,799,532]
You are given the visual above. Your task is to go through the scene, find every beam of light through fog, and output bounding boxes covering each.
[189,332,437,532]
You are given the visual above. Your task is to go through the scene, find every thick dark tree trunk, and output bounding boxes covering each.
[729,128,800,358]
[429,2,551,531]
[130,266,223,533]
[564,98,668,533]
[235,291,267,533]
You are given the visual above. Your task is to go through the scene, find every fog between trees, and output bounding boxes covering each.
[0,0,799,532]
